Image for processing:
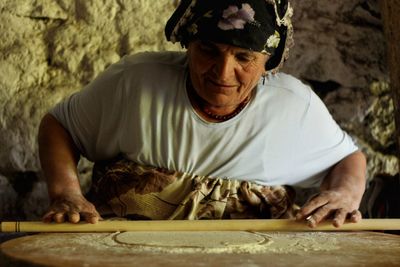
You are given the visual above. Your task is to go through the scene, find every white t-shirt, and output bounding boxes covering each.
[51,51,358,187]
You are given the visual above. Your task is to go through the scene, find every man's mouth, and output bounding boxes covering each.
[207,78,237,89]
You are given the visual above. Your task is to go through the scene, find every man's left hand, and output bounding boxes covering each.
[295,189,362,228]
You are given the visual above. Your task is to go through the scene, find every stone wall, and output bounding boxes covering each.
[0,0,397,220]
[283,0,398,181]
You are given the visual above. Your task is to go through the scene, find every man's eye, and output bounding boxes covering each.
[199,45,212,52]
[236,54,253,62]
[198,43,217,55]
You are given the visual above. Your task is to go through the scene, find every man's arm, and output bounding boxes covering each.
[296,150,367,227]
[38,113,100,223]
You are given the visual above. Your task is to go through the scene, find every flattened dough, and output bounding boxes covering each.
[2,232,400,267]
[114,231,266,248]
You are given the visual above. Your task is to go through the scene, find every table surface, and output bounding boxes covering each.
[1,231,399,267]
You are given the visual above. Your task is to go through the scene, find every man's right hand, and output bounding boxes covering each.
[39,113,101,224]
[42,192,101,224]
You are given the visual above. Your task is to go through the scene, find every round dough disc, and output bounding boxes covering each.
[114,231,265,248]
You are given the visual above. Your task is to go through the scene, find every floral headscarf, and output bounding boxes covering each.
[165,0,293,72]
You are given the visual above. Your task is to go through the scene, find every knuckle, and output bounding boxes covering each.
[335,211,347,221]
[320,205,331,212]
[54,213,65,223]
[308,197,320,206]
[338,208,347,215]
[312,212,323,221]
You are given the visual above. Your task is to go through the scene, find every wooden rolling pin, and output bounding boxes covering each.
[1,219,399,233]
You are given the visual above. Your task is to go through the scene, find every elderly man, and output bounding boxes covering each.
[38,0,366,228]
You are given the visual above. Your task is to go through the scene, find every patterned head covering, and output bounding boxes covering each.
[165,0,293,72]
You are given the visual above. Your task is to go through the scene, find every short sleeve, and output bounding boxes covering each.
[50,58,127,161]
[292,89,358,187]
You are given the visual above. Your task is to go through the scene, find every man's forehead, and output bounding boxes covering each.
[198,40,259,55]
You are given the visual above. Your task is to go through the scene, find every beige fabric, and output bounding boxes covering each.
[89,156,297,220]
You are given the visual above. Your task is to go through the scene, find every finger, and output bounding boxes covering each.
[333,209,347,228]
[296,195,329,220]
[82,212,100,224]
[54,212,66,223]
[349,210,362,223]
[307,204,333,228]
[42,211,56,223]
[68,211,81,224]
[305,215,316,228]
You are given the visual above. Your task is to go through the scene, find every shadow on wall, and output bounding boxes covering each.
[0,173,49,221]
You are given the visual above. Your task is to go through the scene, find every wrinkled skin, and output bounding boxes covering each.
[39,114,101,224]
[295,151,366,228]
[296,190,362,228]
[187,40,268,117]
[42,192,101,224]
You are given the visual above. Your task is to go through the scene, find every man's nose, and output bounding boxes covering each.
[213,56,235,81]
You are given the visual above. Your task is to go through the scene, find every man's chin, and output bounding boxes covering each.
[202,96,235,108]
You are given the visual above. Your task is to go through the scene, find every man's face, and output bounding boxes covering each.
[187,40,269,109]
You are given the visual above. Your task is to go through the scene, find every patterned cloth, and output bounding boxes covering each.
[88,156,297,220]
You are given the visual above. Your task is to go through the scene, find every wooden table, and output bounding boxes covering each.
[1,231,399,267]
